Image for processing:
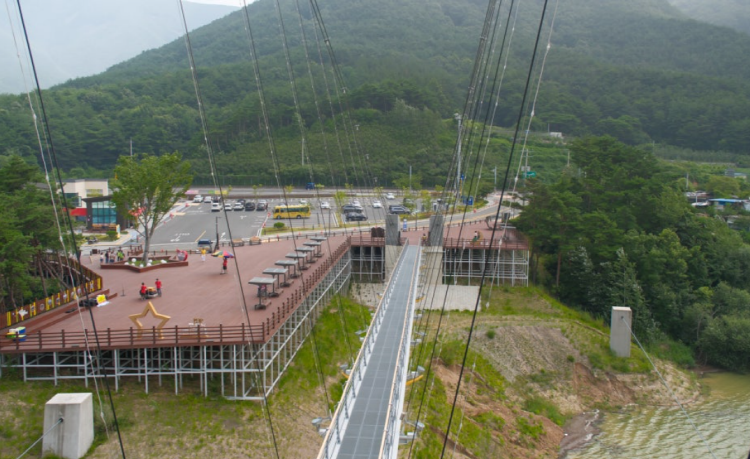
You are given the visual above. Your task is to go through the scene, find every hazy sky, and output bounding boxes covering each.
[0,0,243,94]
[190,0,251,5]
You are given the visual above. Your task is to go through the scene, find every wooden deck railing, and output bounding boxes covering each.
[1,323,269,353]
[1,237,352,354]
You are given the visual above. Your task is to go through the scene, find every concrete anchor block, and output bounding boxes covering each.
[43,393,94,459]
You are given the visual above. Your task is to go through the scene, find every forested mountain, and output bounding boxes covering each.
[668,0,750,35]
[0,0,238,94]
[2,0,750,184]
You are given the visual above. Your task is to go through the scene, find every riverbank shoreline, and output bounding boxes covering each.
[558,410,602,458]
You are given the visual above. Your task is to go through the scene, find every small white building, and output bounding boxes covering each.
[62,179,109,207]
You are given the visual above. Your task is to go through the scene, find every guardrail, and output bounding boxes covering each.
[317,240,411,459]
[1,257,103,330]
[379,245,419,459]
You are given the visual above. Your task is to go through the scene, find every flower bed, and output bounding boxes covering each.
[99,256,188,273]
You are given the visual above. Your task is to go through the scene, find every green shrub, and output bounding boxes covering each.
[516,416,544,440]
[523,396,567,426]
[273,222,285,229]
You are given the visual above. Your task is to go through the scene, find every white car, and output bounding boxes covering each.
[233,202,244,211]
[224,203,233,211]
[385,193,395,200]
[300,199,308,205]
[372,200,383,208]
[203,196,212,203]
[211,203,221,212]
[320,202,331,210]
[193,195,203,203]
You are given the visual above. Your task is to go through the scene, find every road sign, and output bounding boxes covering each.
[524,171,537,178]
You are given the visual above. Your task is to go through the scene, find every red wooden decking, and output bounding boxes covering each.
[1,236,349,353]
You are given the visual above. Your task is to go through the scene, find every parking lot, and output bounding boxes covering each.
[145,189,445,251]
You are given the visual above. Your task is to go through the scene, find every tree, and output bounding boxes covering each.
[420,189,432,213]
[333,190,347,210]
[111,152,192,264]
[705,175,741,198]
[252,184,263,203]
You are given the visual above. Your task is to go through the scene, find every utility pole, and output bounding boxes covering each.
[493,166,497,190]
[455,113,462,192]
[409,165,412,193]
[301,138,305,166]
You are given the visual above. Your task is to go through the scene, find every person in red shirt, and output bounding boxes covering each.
[139,282,148,300]
[222,257,228,274]
[155,278,162,297]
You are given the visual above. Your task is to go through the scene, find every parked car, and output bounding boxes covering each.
[197,238,213,250]
[203,196,212,203]
[342,204,363,213]
[346,212,367,222]
[224,203,233,211]
[372,200,383,208]
[388,205,411,215]
[211,203,221,212]
[305,182,316,190]
[244,202,256,211]
[385,192,395,200]
[233,202,244,211]
[320,201,331,210]
[193,195,203,203]
[256,202,267,211]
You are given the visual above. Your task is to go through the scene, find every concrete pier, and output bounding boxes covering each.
[610,306,632,358]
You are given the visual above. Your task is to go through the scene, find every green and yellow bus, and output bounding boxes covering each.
[273,204,311,219]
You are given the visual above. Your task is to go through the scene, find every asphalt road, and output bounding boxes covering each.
[145,192,510,250]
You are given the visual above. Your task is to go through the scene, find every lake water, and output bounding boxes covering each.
[566,372,750,458]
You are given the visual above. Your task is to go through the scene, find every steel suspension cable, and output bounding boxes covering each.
[177,3,281,457]
[292,0,368,363]
[440,1,551,457]
[13,1,128,456]
[403,0,509,441]
[512,0,560,196]
[5,0,116,445]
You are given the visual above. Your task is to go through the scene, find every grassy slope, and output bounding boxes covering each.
[0,290,698,458]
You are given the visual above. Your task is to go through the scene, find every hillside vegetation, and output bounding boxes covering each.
[517,136,750,373]
[2,0,750,183]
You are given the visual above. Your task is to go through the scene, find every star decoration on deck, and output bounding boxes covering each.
[129,301,171,339]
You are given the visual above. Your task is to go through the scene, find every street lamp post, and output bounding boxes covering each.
[215,217,221,252]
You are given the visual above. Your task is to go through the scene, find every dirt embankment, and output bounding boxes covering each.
[440,298,701,458]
